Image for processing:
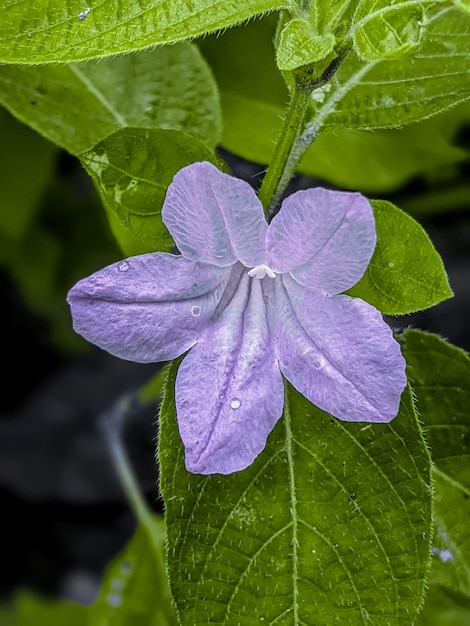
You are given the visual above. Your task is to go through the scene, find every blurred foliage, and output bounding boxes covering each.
[1,109,120,354]
[0,44,221,155]
[418,587,470,625]
[5,518,172,626]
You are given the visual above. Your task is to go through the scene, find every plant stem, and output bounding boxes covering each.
[102,392,177,625]
[258,52,347,214]
[105,399,156,535]
[258,86,312,213]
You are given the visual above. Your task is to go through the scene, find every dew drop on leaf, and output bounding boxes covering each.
[431,547,453,562]
[107,593,122,607]
[111,579,124,590]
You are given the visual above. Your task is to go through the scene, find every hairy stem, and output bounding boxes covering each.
[258,86,312,213]
[258,53,346,214]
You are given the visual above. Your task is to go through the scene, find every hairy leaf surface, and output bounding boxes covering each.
[402,330,470,599]
[0,0,287,64]
[159,363,431,624]
[352,0,425,61]
[313,5,470,129]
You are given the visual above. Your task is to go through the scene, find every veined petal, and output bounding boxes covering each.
[266,188,376,294]
[162,162,268,268]
[67,253,230,363]
[267,275,406,422]
[176,274,284,474]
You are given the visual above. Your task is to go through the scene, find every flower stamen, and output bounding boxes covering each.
[248,264,276,279]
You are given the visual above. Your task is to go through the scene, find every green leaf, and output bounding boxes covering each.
[0,605,14,626]
[417,585,470,625]
[299,102,470,193]
[0,0,287,64]
[453,0,470,15]
[4,227,61,307]
[104,210,160,258]
[0,43,221,155]
[0,605,16,626]
[0,108,56,240]
[312,5,470,130]
[80,127,215,255]
[12,520,175,626]
[90,522,176,626]
[347,200,452,315]
[276,19,336,71]
[159,362,432,624]
[309,0,352,36]
[14,593,90,626]
[401,329,470,599]
[352,1,425,61]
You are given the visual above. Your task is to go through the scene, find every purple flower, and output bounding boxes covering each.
[68,162,407,475]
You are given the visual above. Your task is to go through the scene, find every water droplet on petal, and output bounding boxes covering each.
[117,261,130,272]
[230,398,241,410]
[215,290,220,302]
[191,305,201,317]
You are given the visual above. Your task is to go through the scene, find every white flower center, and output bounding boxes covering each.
[247,264,276,279]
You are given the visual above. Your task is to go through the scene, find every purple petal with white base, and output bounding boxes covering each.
[267,274,407,422]
[163,162,268,268]
[267,188,376,294]
[67,161,407,476]
[176,269,284,474]
[67,253,230,363]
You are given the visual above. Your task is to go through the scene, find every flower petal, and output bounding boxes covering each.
[267,188,376,294]
[67,253,230,363]
[162,162,268,268]
[267,275,406,422]
[176,272,284,474]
